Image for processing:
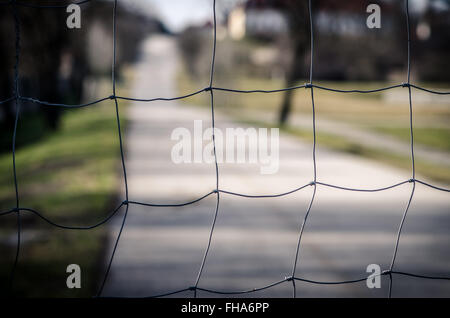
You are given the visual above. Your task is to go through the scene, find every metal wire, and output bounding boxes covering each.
[193,0,220,298]
[96,0,129,297]
[7,82,450,109]
[106,270,450,298]
[290,0,317,298]
[1,0,449,298]
[9,0,21,294]
[387,0,415,298]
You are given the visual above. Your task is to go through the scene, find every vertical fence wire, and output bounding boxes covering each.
[290,0,318,298]
[193,0,220,298]
[387,0,416,298]
[96,0,130,297]
[9,0,21,294]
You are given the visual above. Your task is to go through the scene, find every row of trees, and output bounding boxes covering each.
[0,1,163,150]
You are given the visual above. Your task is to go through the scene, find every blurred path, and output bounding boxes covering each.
[103,35,450,297]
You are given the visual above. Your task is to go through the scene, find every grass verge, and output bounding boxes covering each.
[0,98,126,297]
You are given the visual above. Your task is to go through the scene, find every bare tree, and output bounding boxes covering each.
[278,0,310,125]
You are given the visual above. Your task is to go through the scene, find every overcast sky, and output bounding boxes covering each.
[119,0,212,32]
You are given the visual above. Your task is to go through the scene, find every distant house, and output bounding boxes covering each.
[315,1,397,36]
[228,0,288,40]
[228,0,398,40]
[245,7,288,39]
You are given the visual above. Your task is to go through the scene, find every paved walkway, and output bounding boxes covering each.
[102,36,450,298]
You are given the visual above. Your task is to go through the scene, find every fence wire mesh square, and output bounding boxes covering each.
[1,0,449,298]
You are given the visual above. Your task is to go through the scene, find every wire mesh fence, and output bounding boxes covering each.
[0,0,449,298]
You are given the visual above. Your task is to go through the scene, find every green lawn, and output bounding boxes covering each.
[0,100,126,297]
[177,65,450,184]
[283,124,450,185]
[374,127,450,152]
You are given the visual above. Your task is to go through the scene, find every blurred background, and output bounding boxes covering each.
[0,0,449,297]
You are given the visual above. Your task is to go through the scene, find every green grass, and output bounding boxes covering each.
[0,113,49,154]
[285,125,450,184]
[0,100,126,297]
[373,127,450,152]
[177,65,450,184]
